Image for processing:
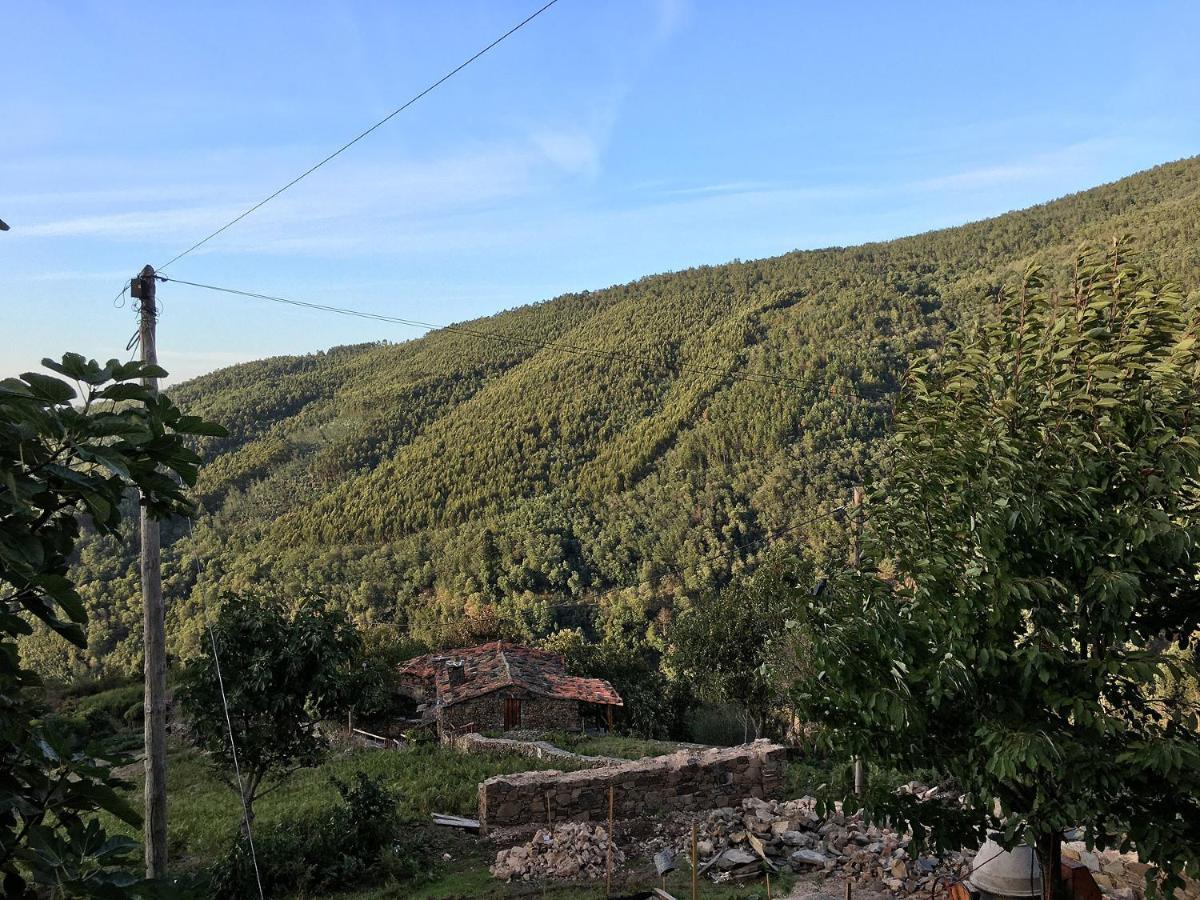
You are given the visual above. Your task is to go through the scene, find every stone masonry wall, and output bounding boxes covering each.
[478,740,787,833]
[439,688,582,736]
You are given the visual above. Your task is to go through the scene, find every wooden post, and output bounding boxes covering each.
[135,264,168,879]
[845,880,853,900]
[606,785,614,896]
[691,822,698,900]
[851,485,866,798]
[607,704,614,733]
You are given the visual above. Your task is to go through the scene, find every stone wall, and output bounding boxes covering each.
[440,688,582,735]
[478,740,787,833]
[396,672,434,703]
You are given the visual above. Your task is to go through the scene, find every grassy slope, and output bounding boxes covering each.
[103,742,577,870]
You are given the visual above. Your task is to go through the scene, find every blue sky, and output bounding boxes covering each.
[3,1,1198,383]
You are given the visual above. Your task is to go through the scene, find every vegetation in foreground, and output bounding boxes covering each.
[794,244,1200,896]
[0,354,225,897]
[101,742,579,868]
[99,735,808,898]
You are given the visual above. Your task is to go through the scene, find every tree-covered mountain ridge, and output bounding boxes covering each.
[30,156,1200,678]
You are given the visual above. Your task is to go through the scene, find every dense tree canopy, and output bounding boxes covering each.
[670,552,820,740]
[24,157,1200,688]
[794,243,1200,896]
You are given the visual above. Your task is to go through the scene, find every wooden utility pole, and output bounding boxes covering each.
[606,785,615,896]
[851,485,866,798]
[133,264,168,878]
[690,822,698,900]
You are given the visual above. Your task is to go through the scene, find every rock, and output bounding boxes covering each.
[1080,851,1101,872]
[886,877,905,891]
[891,860,908,878]
[1109,889,1136,900]
[716,848,759,870]
[791,848,830,868]
[491,822,624,882]
[697,839,714,857]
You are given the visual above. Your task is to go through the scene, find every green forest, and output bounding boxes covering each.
[21,156,1200,684]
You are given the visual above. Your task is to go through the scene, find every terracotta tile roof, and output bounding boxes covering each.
[397,641,622,707]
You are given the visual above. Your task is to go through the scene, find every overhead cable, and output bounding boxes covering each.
[156,0,562,271]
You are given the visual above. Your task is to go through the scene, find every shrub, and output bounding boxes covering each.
[210,772,421,898]
[687,701,752,746]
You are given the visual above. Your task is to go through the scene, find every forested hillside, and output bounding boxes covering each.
[24,157,1200,678]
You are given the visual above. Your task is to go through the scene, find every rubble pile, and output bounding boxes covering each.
[1062,841,1200,900]
[669,793,1200,899]
[679,794,968,892]
[491,822,625,882]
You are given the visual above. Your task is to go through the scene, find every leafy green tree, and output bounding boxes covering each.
[178,594,362,824]
[794,243,1200,898]
[671,552,818,740]
[540,627,691,739]
[1,353,223,897]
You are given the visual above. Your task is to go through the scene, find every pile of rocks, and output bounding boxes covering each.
[1062,841,1199,900]
[491,822,625,882]
[679,795,969,892]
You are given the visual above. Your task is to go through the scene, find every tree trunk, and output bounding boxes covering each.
[241,802,256,838]
[1036,832,1062,900]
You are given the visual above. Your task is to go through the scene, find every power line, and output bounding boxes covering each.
[161,275,901,399]
[156,0,562,272]
[207,624,266,900]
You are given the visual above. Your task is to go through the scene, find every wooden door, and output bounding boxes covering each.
[503,697,522,730]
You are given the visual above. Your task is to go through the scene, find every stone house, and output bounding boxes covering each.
[397,641,622,737]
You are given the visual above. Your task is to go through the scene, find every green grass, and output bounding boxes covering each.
[104,740,582,871]
[550,733,695,760]
[326,850,797,899]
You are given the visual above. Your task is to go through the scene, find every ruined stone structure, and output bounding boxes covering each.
[478,740,788,833]
[397,641,622,739]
